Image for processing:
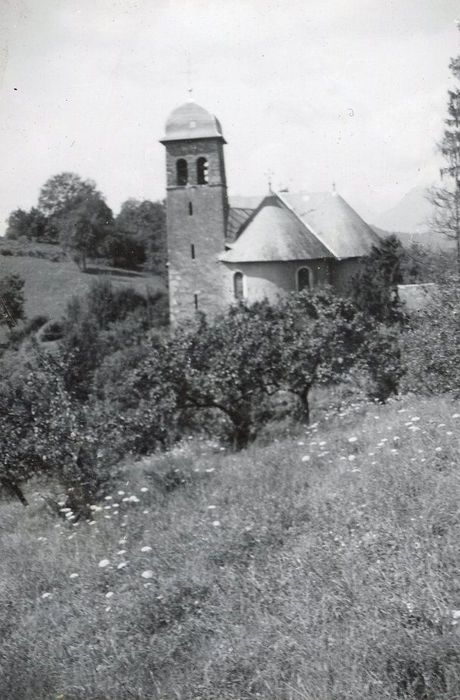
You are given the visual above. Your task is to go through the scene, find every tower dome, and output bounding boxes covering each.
[161,101,226,142]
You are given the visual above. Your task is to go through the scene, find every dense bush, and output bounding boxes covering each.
[0,274,25,328]
[7,314,49,349]
[351,234,407,326]
[402,279,460,395]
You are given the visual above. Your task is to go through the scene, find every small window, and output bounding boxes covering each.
[196,157,209,185]
[188,202,193,215]
[297,267,312,291]
[176,159,188,186]
[191,244,195,259]
[194,293,199,310]
[233,271,244,301]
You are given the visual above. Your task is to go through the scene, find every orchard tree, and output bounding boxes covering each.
[142,290,372,449]
[271,289,370,422]
[0,346,112,514]
[167,304,283,449]
[427,33,460,269]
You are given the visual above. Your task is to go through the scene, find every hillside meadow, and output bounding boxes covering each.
[0,393,459,700]
[0,243,164,323]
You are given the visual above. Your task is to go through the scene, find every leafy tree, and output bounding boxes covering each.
[402,281,460,395]
[141,290,370,449]
[0,274,25,328]
[104,231,146,269]
[59,279,167,400]
[0,346,113,514]
[38,172,113,269]
[38,172,97,218]
[399,242,456,284]
[272,289,369,422]
[58,191,113,271]
[426,33,460,269]
[168,305,281,449]
[364,325,404,403]
[113,199,166,273]
[351,235,406,325]
[5,207,48,241]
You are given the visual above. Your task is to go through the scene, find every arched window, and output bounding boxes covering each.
[233,271,244,301]
[297,267,312,291]
[188,202,193,215]
[196,157,209,185]
[176,159,188,186]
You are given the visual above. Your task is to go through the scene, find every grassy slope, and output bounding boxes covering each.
[1,395,459,700]
[0,254,165,322]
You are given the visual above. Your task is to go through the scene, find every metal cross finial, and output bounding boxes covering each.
[266,169,274,193]
[186,55,193,100]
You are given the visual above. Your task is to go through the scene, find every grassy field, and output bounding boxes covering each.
[0,394,459,699]
[0,246,164,322]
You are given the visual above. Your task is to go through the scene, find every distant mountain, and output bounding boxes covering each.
[372,223,455,252]
[374,186,432,234]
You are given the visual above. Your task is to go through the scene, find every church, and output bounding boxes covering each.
[160,100,380,323]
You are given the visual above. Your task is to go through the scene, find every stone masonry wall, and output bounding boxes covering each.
[164,138,229,323]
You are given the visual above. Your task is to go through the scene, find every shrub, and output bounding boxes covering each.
[8,315,49,348]
[351,234,407,326]
[402,279,460,395]
[0,274,25,328]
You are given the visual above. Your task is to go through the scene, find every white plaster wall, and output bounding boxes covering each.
[221,259,331,305]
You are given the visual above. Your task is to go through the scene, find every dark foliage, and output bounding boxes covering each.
[0,274,25,328]
[351,234,407,325]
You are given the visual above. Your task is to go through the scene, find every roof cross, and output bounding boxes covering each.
[186,55,193,100]
[265,169,274,193]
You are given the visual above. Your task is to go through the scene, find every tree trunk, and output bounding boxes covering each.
[0,476,28,506]
[298,388,311,425]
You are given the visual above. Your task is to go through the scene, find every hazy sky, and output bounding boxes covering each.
[1,0,459,234]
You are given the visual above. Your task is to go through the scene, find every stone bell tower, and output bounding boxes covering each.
[160,100,229,323]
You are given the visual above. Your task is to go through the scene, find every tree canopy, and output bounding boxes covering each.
[427,31,460,269]
[111,198,166,272]
[351,234,406,326]
[36,173,113,270]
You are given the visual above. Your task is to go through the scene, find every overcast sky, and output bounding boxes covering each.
[1,0,459,234]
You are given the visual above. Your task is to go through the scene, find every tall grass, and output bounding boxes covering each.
[0,395,459,699]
